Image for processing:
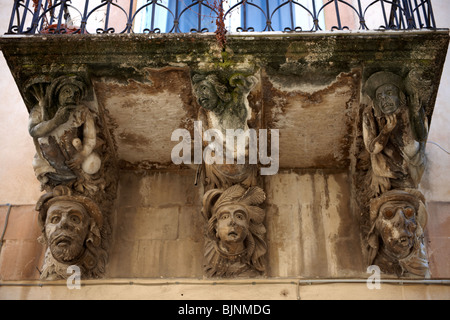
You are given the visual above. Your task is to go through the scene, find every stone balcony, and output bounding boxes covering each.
[0,0,449,286]
[1,31,448,171]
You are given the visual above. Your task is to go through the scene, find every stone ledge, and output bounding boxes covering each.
[1,278,449,300]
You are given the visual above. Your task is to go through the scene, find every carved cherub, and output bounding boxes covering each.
[27,76,102,192]
[362,71,428,196]
[366,189,430,278]
[36,186,107,280]
[201,184,266,278]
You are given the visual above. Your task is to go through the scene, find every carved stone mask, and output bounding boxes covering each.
[195,80,219,112]
[45,200,90,263]
[374,84,400,115]
[215,204,249,245]
[58,84,81,107]
[375,200,418,259]
[36,186,103,265]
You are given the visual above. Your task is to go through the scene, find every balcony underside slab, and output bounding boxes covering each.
[1,31,448,170]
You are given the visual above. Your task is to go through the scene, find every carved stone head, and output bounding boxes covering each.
[192,74,230,114]
[202,184,266,277]
[57,83,82,107]
[44,200,91,264]
[367,189,429,277]
[46,76,87,117]
[215,203,250,250]
[364,71,406,117]
[36,186,106,279]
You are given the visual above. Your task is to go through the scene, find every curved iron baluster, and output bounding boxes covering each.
[223,0,255,32]
[237,0,268,32]
[223,0,243,23]
[177,0,217,33]
[318,0,362,31]
[412,0,435,29]
[335,0,365,30]
[284,26,302,33]
[84,0,129,34]
[4,0,438,35]
[33,0,69,34]
[190,27,210,33]
[8,0,33,34]
[276,1,318,32]
[131,1,174,34]
[99,0,129,34]
[364,0,406,30]
[143,27,161,34]
[59,2,83,32]
[96,27,116,33]
[271,1,294,32]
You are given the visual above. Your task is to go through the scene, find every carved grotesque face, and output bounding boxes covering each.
[45,200,90,263]
[375,200,418,259]
[215,204,249,245]
[196,80,219,112]
[374,84,400,115]
[58,84,81,107]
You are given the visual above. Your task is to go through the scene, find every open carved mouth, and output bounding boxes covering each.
[53,235,73,247]
[228,231,238,237]
[382,102,395,109]
[398,236,412,247]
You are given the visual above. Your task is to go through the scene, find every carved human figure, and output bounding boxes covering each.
[36,186,107,280]
[192,73,259,191]
[363,71,428,196]
[27,76,101,190]
[367,189,429,277]
[193,73,257,133]
[202,184,266,278]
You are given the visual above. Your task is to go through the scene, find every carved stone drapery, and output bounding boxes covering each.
[24,75,118,280]
[193,71,267,278]
[360,70,430,278]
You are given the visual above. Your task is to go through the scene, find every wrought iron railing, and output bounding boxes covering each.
[6,0,437,35]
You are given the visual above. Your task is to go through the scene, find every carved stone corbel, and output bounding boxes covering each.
[201,184,266,278]
[192,71,267,278]
[362,71,428,197]
[26,75,103,193]
[35,186,108,280]
[359,70,431,277]
[24,74,118,280]
[366,189,430,278]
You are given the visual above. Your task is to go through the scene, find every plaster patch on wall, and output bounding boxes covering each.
[93,67,197,167]
[102,90,187,164]
[264,70,360,169]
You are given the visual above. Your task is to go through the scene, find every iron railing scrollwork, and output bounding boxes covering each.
[6,0,437,35]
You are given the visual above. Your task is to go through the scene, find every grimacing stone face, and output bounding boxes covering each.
[376,200,418,259]
[58,84,81,107]
[45,200,91,263]
[374,84,401,115]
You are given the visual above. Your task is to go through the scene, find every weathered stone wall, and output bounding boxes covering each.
[107,170,204,278]
[104,169,362,279]
[265,171,364,278]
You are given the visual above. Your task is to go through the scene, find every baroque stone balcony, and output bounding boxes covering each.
[0,0,449,290]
